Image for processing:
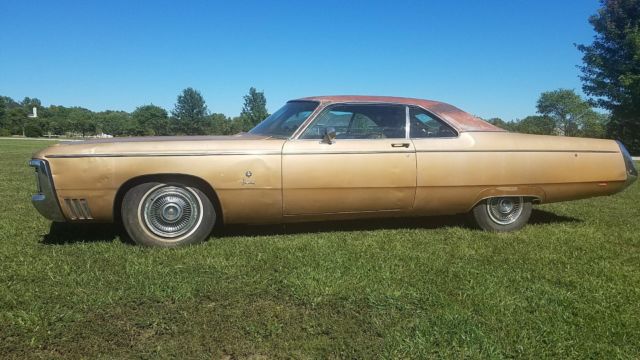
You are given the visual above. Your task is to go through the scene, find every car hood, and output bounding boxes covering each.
[33,133,286,159]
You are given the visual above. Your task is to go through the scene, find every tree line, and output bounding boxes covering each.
[484,89,608,138]
[0,87,268,138]
[0,86,620,143]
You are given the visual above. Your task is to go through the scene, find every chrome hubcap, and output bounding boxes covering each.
[161,203,183,222]
[142,185,201,238]
[487,197,523,225]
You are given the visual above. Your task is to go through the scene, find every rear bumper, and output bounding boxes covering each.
[627,173,638,187]
[28,159,66,222]
[617,141,638,188]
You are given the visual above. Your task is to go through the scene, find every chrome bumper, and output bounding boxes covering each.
[628,173,638,187]
[617,141,638,188]
[28,159,66,222]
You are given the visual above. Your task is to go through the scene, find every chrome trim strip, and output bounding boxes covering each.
[411,136,458,140]
[28,159,66,222]
[45,149,618,158]
[405,105,410,139]
[46,150,282,158]
[284,150,415,155]
[285,149,617,155]
[461,129,508,133]
[291,138,408,142]
[415,150,619,154]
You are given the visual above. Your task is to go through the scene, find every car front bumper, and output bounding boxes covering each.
[29,159,66,222]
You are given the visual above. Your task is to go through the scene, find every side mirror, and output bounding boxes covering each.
[323,127,336,144]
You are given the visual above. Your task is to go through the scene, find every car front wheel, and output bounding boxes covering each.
[121,182,216,247]
[471,196,532,232]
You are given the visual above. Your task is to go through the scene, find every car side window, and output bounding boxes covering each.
[301,104,406,139]
[409,107,457,138]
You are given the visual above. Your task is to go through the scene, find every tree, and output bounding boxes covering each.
[132,105,169,136]
[204,113,231,135]
[239,87,268,129]
[171,88,208,135]
[230,116,248,134]
[580,112,609,138]
[485,117,507,128]
[536,89,595,136]
[0,97,5,119]
[485,117,517,131]
[3,107,28,135]
[68,107,95,137]
[24,119,44,137]
[0,96,19,136]
[21,97,41,109]
[42,105,73,136]
[0,96,20,110]
[93,111,134,136]
[578,0,640,153]
[516,116,556,135]
[0,97,6,135]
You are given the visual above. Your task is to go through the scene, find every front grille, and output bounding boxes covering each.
[64,198,93,220]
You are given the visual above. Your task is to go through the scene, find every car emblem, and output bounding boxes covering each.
[242,170,255,185]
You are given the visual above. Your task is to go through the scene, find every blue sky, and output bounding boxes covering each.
[0,0,600,121]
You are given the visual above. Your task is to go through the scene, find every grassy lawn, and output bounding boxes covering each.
[1,139,638,359]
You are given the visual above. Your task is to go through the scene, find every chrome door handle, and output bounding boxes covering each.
[391,143,410,148]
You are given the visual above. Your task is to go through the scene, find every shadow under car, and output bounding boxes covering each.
[40,209,580,245]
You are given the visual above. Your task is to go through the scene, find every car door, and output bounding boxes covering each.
[282,103,416,215]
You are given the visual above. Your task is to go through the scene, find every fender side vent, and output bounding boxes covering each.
[64,198,93,220]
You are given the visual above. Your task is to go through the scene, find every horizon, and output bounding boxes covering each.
[0,0,601,121]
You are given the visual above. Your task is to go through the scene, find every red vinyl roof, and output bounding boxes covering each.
[296,95,504,132]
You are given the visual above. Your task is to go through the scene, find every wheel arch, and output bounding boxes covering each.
[113,173,223,226]
[467,186,546,212]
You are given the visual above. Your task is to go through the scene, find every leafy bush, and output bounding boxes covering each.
[24,121,43,138]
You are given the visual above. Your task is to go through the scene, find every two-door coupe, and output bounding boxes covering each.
[29,96,637,246]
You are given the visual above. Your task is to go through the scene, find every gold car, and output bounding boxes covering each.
[29,96,637,247]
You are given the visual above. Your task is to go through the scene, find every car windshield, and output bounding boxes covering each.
[249,101,319,138]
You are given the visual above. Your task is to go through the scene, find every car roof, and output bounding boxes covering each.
[294,95,504,132]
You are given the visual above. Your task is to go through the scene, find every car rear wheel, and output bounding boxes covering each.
[121,182,216,247]
[471,196,532,232]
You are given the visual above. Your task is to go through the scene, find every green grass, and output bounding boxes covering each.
[1,139,639,359]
